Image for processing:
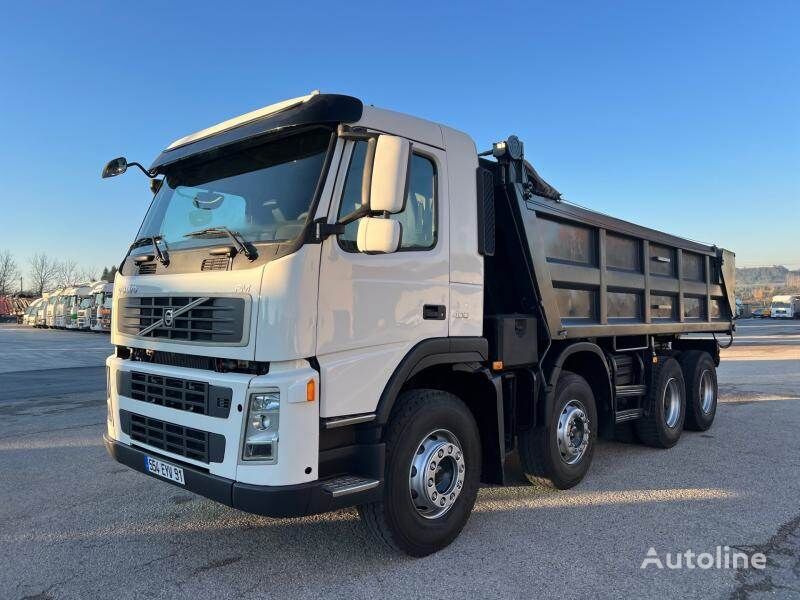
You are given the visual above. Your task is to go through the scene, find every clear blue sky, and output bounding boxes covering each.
[1,1,798,281]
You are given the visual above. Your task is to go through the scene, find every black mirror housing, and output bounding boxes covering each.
[102,157,128,178]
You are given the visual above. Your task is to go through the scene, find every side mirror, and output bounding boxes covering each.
[369,135,410,214]
[102,157,128,178]
[356,217,402,254]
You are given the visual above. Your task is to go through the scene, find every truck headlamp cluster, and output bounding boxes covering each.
[243,390,280,462]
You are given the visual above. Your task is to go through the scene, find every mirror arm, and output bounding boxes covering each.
[128,161,156,178]
[339,205,371,226]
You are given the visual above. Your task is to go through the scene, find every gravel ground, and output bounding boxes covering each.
[0,320,798,599]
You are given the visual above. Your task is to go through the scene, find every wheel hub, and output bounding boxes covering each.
[409,429,465,519]
[699,370,714,414]
[663,377,681,428]
[557,400,590,465]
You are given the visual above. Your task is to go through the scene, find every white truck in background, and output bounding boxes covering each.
[23,298,44,326]
[101,92,735,555]
[45,290,62,328]
[770,294,800,319]
[36,292,51,327]
[54,288,74,328]
[89,281,114,332]
[69,283,96,329]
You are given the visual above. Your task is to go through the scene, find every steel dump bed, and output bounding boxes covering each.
[482,155,736,341]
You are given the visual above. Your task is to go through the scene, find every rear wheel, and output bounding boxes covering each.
[679,351,717,431]
[358,389,481,556]
[635,357,685,448]
[518,371,597,489]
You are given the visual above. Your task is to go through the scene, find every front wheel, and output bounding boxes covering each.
[358,389,481,557]
[518,371,598,489]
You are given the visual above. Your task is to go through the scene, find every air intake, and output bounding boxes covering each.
[201,256,230,271]
[138,262,157,275]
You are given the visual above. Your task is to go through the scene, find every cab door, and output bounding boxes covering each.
[316,137,449,418]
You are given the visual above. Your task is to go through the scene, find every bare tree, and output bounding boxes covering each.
[56,259,80,288]
[78,265,100,282]
[0,250,19,295]
[28,253,60,296]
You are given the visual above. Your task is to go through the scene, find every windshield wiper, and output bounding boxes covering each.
[184,227,257,260]
[128,235,169,267]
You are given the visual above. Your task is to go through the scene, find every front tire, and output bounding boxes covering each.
[358,389,481,557]
[518,371,597,489]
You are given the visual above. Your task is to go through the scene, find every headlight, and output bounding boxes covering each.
[243,390,280,462]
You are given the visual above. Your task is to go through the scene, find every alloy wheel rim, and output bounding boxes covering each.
[409,429,465,519]
[557,400,591,465]
[663,377,682,428]
[699,370,715,414]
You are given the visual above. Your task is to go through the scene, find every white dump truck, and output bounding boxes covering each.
[102,92,736,555]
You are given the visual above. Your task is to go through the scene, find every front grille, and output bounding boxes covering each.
[201,256,230,271]
[131,349,216,371]
[138,262,157,275]
[118,296,246,343]
[120,410,225,463]
[118,370,232,417]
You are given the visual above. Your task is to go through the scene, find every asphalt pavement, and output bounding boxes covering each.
[0,320,798,599]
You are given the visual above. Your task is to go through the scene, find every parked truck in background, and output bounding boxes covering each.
[23,298,44,326]
[101,92,736,556]
[45,290,62,328]
[68,283,95,330]
[770,294,800,319]
[54,287,75,329]
[89,281,114,332]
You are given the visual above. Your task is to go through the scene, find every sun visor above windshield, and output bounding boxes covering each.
[149,94,363,173]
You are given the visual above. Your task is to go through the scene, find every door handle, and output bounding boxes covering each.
[423,304,446,320]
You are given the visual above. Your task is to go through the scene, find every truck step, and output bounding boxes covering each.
[616,384,647,398]
[321,475,380,498]
[615,408,643,423]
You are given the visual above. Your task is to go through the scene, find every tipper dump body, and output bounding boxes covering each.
[480,150,735,347]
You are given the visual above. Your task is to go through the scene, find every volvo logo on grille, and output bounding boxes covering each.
[135,297,210,337]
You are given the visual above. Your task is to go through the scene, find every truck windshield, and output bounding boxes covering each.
[772,302,789,308]
[136,129,331,251]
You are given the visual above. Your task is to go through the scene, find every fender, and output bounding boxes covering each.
[374,336,488,425]
[542,341,613,424]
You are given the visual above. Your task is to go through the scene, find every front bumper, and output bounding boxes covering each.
[104,434,382,517]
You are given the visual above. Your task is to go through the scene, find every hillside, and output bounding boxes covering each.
[735,265,800,302]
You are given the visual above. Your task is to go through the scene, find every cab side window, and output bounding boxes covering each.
[337,141,437,252]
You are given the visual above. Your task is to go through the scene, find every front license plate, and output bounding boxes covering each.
[144,455,185,485]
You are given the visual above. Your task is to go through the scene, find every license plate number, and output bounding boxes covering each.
[144,455,185,485]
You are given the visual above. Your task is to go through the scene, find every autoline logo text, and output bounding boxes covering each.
[640,546,766,570]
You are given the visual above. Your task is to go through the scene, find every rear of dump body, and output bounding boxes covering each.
[481,157,736,341]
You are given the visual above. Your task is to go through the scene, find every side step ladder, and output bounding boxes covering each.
[321,475,380,498]
[615,384,647,424]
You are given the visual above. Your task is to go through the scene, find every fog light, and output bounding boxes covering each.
[244,442,273,460]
